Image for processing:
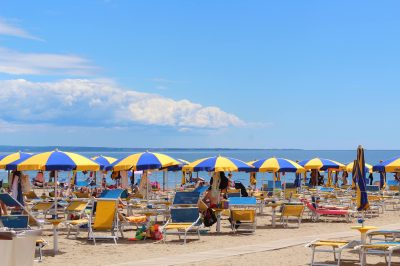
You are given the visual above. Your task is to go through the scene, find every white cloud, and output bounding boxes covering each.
[0,79,245,131]
[0,19,42,40]
[0,47,96,75]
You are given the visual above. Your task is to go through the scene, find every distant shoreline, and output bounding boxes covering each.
[0,145,399,152]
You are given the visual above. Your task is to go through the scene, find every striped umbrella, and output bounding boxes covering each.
[373,156,400,172]
[355,145,369,211]
[5,149,99,255]
[91,155,117,171]
[298,158,345,171]
[251,157,305,173]
[6,149,100,171]
[111,151,180,171]
[183,156,254,172]
[346,161,373,173]
[164,158,189,171]
[0,152,33,169]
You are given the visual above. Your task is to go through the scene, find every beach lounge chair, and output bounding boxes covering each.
[172,192,201,206]
[277,204,305,228]
[367,230,400,243]
[0,193,40,226]
[306,240,358,266]
[99,189,128,199]
[117,211,148,238]
[30,201,54,218]
[73,191,90,198]
[88,199,119,245]
[64,199,90,238]
[162,207,202,244]
[303,199,352,222]
[192,186,209,195]
[354,242,400,266]
[229,197,257,233]
[24,191,40,202]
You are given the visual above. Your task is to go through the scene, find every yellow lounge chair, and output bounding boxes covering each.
[355,242,400,266]
[306,239,358,266]
[74,191,90,198]
[117,211,148,238]
[277,204,305,228]
[88,199,119,245]
[230,208,256,233]
[30,202,54,218]
[64,199,90,238]
[162,207,201,244]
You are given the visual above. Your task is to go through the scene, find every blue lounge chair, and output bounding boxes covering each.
[366,185,380,192]
[172,192,201,206]
[0,215,29,229]
[0,193,40,226]
[162,207,202,244]
[99,189,128,199]
[192,186,209,194]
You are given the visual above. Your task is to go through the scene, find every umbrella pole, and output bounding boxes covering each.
[162,171,166,192]
[54,170,59,254]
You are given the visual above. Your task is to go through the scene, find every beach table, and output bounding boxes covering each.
[351,225,377,265]
[46,218,64,254]
[266,202,283,227]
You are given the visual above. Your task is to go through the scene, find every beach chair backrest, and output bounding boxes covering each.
[99,189,128,199]
[93,199,117,230]
[228,197,257,206]
[284,188,297,200]
[192,186,209,194]
[366,185,380,192]
[227,192,241,198]
[32,202,53,211]
[74,192,90,198]
[282,204,304,217]
[173,192,200,205]
[170,207,199,223]
[66,200,88,212]
[0,193,21,207]
[24,191,38,200]
[0,215,29,229]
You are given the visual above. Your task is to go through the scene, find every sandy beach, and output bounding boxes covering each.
[35,203,400,266]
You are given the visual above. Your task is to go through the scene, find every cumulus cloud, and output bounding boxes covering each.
[0,79,244,130]
[0,47,96,75]
[0,19,42,40]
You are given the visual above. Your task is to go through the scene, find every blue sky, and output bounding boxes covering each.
[0,0,399,149]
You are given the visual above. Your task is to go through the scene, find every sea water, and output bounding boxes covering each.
[0,148,399,189]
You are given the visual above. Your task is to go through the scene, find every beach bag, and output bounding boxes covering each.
[203,207,217,227]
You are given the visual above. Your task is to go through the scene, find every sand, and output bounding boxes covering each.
[34,205,400,266]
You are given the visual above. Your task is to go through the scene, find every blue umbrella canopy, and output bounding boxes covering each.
[91,155,117,171]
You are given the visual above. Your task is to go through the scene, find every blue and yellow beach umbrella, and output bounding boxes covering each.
[6,150,100,171]
[183,156,254,172]
[111,151,180,171]
[165,158,190,171]
[91,155,117,171]
[346,162,372,173]
[0,152,33,169]
[251,157,305,173]
[298,158,345,171]
[373,156,400,173]
[355,145,369,211]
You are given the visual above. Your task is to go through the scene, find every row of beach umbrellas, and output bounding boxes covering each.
[1,150,400,175]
